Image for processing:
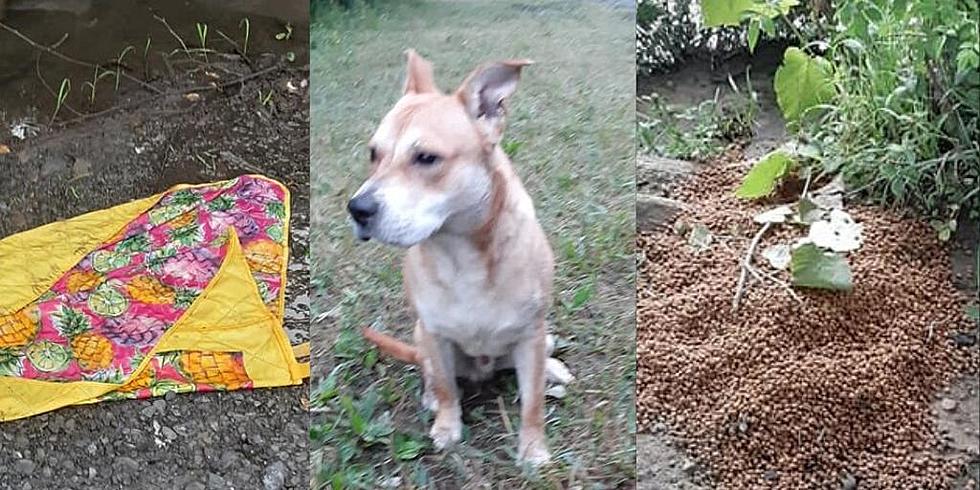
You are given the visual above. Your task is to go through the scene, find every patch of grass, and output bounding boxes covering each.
[309,1,635,488]
[638,72,759,160]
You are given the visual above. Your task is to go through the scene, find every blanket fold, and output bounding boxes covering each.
[0,175,308,421]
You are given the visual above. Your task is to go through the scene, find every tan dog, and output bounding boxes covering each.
[348,50,570,465]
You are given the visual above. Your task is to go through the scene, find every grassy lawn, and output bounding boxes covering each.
[308,1,635,487]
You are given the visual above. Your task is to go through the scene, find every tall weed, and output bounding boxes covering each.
[809,0,979,236]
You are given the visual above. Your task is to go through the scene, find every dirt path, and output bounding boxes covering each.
[0,20,310,489]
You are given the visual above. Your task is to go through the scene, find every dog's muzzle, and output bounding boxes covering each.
[347,192,379,241]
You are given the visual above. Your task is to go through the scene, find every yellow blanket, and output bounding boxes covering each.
[0,175,308,421]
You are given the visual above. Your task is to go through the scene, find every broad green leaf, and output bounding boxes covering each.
[701,0,796,26]
[735,150,795,199]
[700,0,756,26]
[393,433,427,460]
[774,48,834,123]
[791,244,853,291]
[748,20,761,53]
[747,0,799,18]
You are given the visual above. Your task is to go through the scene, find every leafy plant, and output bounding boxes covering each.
[736,150,795,198]
[809,0,980,234]
[791,243,853,290]
[705,0,979,238]
[773,47,834,125]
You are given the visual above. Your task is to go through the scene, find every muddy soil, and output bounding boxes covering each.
[636,42,980,489]
[0,10,310,489]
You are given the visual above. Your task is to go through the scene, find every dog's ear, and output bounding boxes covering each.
[455,59,532,146]
[403,49,439,95]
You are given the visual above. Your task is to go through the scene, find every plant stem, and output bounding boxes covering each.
[733,222,773,312]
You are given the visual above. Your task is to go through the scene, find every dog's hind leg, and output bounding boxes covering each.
[513,320,551,466]
[417,323,463,450]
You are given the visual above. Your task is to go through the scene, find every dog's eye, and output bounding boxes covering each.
[414,152,440,165]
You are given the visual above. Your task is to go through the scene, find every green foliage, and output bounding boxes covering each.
[790,243,854,290]
[808,0,980,231]
[773,47,834,124]
[735,150,795,198]
[700,0,758,26]
[709,0,979,234]
[392,432,427,460]
[639,76,758,160]
[700,0,798,27]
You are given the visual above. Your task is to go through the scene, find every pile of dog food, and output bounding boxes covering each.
[636,150,978,489]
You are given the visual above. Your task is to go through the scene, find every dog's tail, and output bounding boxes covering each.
[361,327,419,364]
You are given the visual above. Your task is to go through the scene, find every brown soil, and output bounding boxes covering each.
[0,7,310,486]
[636,149,979,489]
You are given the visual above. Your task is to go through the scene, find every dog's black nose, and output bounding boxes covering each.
[347,194,379,226]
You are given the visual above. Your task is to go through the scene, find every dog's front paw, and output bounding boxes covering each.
[517,431,550,466]
[429,418,462,450]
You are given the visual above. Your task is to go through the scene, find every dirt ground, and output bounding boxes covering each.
[0,6,310,489]
[635,44,980,489]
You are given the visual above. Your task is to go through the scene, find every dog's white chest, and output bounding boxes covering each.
[410,246,544,357]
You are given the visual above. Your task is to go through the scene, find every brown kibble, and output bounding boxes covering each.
[636,149,978,490]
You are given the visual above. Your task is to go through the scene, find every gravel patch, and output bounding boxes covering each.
[636,149,979,489]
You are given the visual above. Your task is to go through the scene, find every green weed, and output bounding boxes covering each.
[114,46,134,91]
[82,66,114,105]
[51,78,71,123]
[807,0,980,236]
[638,72,759,160]
[195,23,209,62]
[240,18,250,57]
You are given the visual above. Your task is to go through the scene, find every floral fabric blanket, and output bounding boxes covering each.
[0,175,308,421]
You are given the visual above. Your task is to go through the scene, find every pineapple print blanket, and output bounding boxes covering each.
[0,175,309,421]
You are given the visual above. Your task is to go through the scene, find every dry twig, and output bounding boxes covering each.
[732,221,772,311]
